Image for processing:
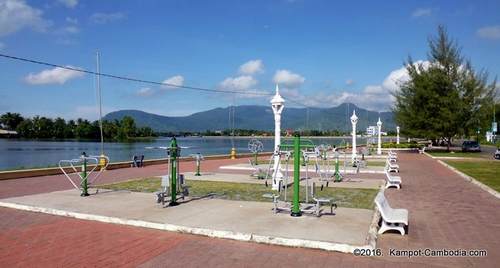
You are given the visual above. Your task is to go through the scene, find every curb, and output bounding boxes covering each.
[0,201,374,254]
[435,160,500,199]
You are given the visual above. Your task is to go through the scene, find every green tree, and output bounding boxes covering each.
[75,119,93,139]
[0,112,24,130]
[65,120,76,138]
[53,117,66,138]
[393,26,496,150]
[120,116,136,138]
[32,116,54,138]
[16,119,34,138]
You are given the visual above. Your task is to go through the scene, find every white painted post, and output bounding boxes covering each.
[350,110,358,160]
[270,84,285,190]
[396,126,400,145]
[377,118,382,155]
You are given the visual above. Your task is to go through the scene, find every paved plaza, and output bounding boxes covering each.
[0,152,499,267]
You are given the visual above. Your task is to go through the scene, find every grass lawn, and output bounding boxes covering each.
[428,151,484,158]
[366,161,386,167]
[444,160,500,192]
[100,178,377,210]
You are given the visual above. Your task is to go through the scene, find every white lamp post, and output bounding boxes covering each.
[396,126,400,145]
[350,110,358,160]
[270,84,285,190]
[377,117,382,155]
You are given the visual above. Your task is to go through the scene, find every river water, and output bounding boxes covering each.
[0,136,389,171]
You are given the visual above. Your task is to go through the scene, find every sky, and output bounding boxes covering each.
[0,0,499,120]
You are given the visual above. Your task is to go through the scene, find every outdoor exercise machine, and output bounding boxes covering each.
[265,133,336,217]
[150,137,190,206]
[315,145,344,186]
[190,153,204,176]
[59,152,110,196]
[248,138,264,165]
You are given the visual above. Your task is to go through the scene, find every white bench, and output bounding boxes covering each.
[386,159,399,173]
[385,170,401,189]
[375,192,408,235]
[388,151,398,163]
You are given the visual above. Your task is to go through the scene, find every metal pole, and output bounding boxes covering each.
[96,52,104,155]
[291,133,302,217]
[335,155,340,182]
[80,152,89,196]
[169,137,179,206]
[195,155,201,176]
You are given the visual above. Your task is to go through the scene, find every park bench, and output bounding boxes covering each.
[375,192,408,235]
[386,158,399,173]
[385,170,402,189]
[388,151,398,163]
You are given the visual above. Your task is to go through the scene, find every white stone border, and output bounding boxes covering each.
[423,152,499,199]
[436,160,500,199]
[0,201,375,254]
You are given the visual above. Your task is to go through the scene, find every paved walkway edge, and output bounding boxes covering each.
[0,201,375,254]
[434,159,500,199]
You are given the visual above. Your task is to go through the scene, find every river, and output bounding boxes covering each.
[0,136,391,171]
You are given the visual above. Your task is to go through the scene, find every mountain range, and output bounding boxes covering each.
[103,103,395,132]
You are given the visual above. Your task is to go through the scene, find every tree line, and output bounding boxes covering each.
[0,112,156,141]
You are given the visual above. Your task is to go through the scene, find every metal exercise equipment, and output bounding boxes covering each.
[59,152,110,196]
[315,145,345,187]
[152,137,190,207]
[247,138,264,165]
[265,134,336,217]
[190,153,204,176]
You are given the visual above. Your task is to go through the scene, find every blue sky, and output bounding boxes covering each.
[0,0,499,119]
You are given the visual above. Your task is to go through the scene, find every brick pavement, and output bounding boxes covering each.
[0,157,251,199]
[0,152,499,267]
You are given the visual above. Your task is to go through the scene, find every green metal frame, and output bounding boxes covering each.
[169,137,180,206]
[80,152,89,197]
[291,133,302,217]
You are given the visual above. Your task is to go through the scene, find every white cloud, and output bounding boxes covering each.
[136,87,154,97]
[477,25,500,40]
[161,75,184,89]
[219,75,257,91]
[58,0,78,8]
[283,61,430,111]
[273,69,305,88]
[238,59,264,75]
[345,79,354,86]
[56,25,79,34]
[412,8,433,18]
[136,75,184,97]
[0,0,51,37]
[24,66,84,85]
[66,17,78,24]
[90,12,126,24]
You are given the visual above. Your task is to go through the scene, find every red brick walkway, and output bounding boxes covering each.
[0,153,499,267]
[0,157,250,199]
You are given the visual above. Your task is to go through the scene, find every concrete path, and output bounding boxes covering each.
[0,152,499,267]
[0,189,374,249]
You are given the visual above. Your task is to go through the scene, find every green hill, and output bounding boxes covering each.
[104,103,395,132]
